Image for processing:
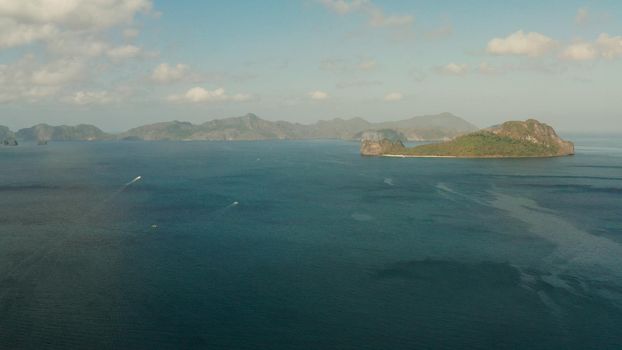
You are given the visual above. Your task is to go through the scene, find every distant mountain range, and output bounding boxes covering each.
[1,113,478,143]
[15,124,113,142]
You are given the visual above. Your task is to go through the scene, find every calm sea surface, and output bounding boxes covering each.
[1,136,621,349]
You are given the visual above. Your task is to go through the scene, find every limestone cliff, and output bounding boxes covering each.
[486,119,574,156]
[360,139,406,156]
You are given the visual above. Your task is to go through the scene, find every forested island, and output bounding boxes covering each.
[360,119,574,158]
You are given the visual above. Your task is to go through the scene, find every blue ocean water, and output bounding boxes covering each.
[0,136,621,349]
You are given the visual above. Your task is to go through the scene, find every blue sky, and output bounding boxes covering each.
[0,0,621,132]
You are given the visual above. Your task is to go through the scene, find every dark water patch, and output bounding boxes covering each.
[512,183,622,194]
[572,165,622,169]
[367,259,564,348]
[522,204,560,215]
[373,259,521,286]
[370,259,622,349]
[0,184,61,192]
[487,174,622,181]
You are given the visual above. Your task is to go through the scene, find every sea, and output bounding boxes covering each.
[0,135,621,349]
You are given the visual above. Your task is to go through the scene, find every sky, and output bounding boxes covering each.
[0,0,621,133]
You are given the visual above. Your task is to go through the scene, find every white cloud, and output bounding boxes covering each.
[487,30,556,57]
[425,23,453,40]
[309,90,329,100]
[318,0,367,14]
[336,79,382,89]
[106,44,141,61]
[318,0,413,29]
[477,62,543,75]
[367,9,413,28]
[321,58,378,72]
[31,58,86,85]
[437,63,469,76]
[0,0,152,31]
[123,28,140,39]
[485,30,621,63]
[596,33,622,60]
[68,90,114,105]
[0,1,156,105]
[358,59,377,70]
[151,63,189,83]
[0,85,57,103]
[384,92,403,101]
[46,34,109,57]
[0,56,87,102]
[557,33,622,61]
[0,0,152,49]
[320,58,347,72]
[560,41,598,61]
[478,62,499,75]
[168,87,252,104]
[576,8,589,26]
[0,19,58,48]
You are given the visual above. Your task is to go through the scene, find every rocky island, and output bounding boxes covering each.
[0,126,18,146]
[361,119,574,158]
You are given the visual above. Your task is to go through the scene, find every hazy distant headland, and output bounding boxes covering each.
[1,112,477,143]
[14,124,114,142]
[0,126,18,146]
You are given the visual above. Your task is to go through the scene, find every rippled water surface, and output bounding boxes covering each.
[1,136,621,349]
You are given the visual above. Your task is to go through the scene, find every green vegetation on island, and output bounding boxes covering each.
[361,119,574,158]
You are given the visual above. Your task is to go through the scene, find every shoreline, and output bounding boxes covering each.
[380,153,573,159]
[383,154,458,158]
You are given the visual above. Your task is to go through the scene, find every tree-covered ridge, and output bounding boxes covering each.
[361,119,574,158]
[403,132,563,157]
